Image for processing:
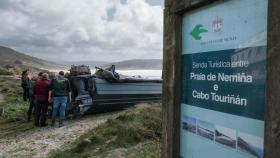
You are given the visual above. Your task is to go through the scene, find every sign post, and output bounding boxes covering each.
[181,1,267,158]
[162,0,280,158]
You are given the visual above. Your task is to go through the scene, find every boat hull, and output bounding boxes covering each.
[69,77,162,114]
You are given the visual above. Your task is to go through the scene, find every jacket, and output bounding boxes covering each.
[50,76,70,97]
[34,79,50,102]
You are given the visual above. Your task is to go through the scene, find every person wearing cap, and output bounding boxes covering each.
[34,73,50,126]
[48,71,71,127]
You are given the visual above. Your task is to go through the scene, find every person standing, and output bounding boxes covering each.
[47,71,56,117]
[34,73,50,126]
[48,71,71,127]
[21,70,29,101]
[26,71,35,122]
[37,72,44,80]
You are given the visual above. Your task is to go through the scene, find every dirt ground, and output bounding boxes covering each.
[0,112,120,158]
[0,94,4,102]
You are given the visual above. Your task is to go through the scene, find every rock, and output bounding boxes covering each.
[83,138,91,143]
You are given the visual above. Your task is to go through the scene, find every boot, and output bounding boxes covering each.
[27,112,31,122]
[58,120,63,128]
[51,119,55,127]
[40,122,48,127]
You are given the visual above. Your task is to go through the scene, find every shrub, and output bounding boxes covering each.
[0,67,13,75]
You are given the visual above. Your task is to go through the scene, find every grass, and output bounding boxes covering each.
[48,103,162,158]
[1,95,29,121]
[0,76,29,121]
[0,75,163,157]
[0,76,35,137]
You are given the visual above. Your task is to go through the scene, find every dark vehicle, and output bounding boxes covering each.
[67,65,162,116]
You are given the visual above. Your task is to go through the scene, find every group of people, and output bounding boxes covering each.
[21,70,71,127]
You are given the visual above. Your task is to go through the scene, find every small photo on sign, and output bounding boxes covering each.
[182,116,197,134]
[237,132,264,158]
[197,119,215,141]
[215,125,237,149]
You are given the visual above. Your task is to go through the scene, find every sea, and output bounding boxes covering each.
[50,69,162,79]
[112,69,162,79]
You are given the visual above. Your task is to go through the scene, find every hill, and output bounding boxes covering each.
[102,59,162,70]
[0,46,66,71]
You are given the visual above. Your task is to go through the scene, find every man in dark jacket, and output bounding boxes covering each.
[34,73,50,126]
[21,70,29,101]
[48,71,71,127]
[26,71,35,121]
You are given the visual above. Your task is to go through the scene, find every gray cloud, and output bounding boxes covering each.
[0,0,163,62]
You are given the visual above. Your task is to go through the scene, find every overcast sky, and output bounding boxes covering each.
[0,0,163,62]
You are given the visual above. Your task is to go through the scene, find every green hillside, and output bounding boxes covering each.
[0,46,66,71]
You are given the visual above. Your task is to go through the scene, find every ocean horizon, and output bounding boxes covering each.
[48,69,162,79]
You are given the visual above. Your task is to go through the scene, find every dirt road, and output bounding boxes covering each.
[0,113,119,158]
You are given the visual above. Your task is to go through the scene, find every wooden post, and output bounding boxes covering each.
[162,1,181,157]
[265,0,280,157]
